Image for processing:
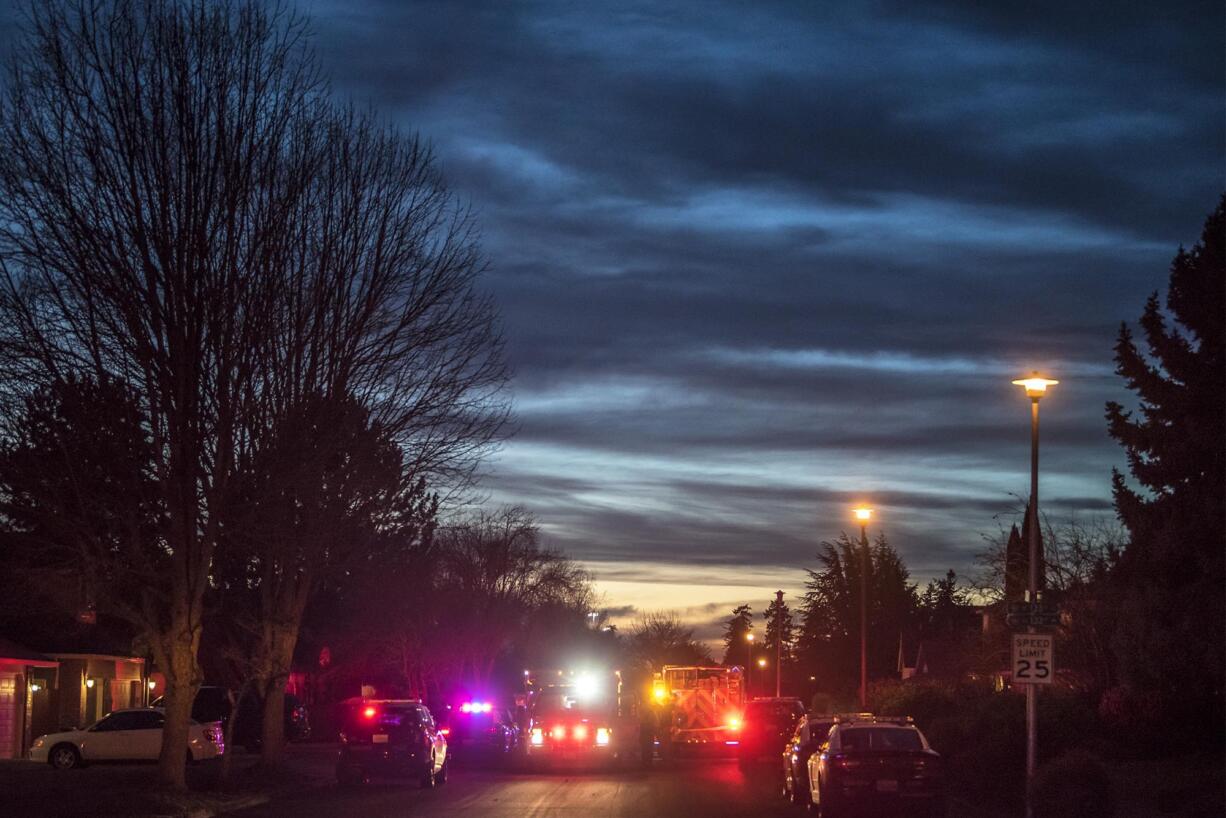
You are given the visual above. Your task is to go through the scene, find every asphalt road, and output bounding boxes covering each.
[232,757,801,818]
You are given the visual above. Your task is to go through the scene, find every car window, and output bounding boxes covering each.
[90,714,120,732]
[129,711,165,730]
[419,707,435,728]
[101,712,145,732]
[839,727,923,752]
[807,721,833,747]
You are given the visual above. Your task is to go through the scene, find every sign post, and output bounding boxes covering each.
[1012,634,1054,686]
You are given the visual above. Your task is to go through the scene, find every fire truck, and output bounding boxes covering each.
[520,668,643,768]
[649,665,746,756]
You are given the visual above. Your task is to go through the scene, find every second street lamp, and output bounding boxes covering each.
[1012,372,1058,818]
[853,506,873,709]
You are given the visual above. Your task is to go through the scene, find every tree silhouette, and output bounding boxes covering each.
[720,604,753,665]
[1105,196,1225,721]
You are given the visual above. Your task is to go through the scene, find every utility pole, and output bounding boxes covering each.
[774,590,784,697]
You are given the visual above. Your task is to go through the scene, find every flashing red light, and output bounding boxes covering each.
[362,706,377,719]
[573,724,589,741]
[439,727,450,736]
[551,725,566,740]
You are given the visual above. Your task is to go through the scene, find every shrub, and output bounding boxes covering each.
[1029,750,1114,818]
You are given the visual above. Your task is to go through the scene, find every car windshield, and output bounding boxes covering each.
[840,727,924,752]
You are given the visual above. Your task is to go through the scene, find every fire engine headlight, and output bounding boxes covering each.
[531,728,544,746]
[595,727,610,746]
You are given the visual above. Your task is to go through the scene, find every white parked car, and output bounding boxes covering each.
[29,707,224,769]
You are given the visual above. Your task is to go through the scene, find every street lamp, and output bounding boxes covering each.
[852,506,873,709]
[1012,372,1057,818]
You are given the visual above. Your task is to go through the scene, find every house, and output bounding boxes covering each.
[0,613,152,756]
[0,637,59,759]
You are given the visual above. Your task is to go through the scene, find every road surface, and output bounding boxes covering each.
[233,757,801,818]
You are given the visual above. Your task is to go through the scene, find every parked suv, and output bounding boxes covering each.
[738,697,806,765]
[336,699,449,787]
[150,685,310,748]
[807,717,945,818]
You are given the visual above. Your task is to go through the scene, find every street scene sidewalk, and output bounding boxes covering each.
[0,744,337,818]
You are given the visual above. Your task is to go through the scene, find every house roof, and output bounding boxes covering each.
[0,635,59,667]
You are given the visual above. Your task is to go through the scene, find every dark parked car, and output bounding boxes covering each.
[782,716,837,805]
[336,699,449,787]
[151,685,310,749]
[806,717,945,818]
[445,700,520,764]
[738,697,806,765]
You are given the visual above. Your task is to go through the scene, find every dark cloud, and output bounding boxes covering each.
[1,0,1217,607]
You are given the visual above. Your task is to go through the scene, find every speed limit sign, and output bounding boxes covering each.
[1012,634,1054,685]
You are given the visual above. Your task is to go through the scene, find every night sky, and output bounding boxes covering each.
[3,1,1222,643]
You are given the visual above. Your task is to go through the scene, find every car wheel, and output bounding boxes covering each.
[436,756,449,785]
[420,755,437,789]
[49,744,81,770]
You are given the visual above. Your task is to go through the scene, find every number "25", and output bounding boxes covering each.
[1017,659,1050,679]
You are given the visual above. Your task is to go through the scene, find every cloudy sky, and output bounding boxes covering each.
[301,0,1221,643]
[5,0,1220,645]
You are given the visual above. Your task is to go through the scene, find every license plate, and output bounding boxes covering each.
[372,734,389,744]
[876,780,899,792]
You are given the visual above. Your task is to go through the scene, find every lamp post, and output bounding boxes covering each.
[1012,372,1057,818]
[853,507,873,709]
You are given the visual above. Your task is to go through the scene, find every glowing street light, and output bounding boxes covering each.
[1011,374,1059,398]
[853,506,873,708]
[757,658,767,668]
[1012,371,1058,818]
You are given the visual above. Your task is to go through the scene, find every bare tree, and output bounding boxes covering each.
[626,611,713,668]
[429,507,593,687]
[0,0,328,786]
[0,0,510,779]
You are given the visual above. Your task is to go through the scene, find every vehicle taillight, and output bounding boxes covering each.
[835,755,861,769]
[573,724,589,741]
[551,725,566,740]
[362,706,377,720]
[595,727,610,746]
[531,728,544,746]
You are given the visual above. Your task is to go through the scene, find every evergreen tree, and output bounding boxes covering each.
[797,532,917,695]
[763,596,797,666]
[720,603,754,665]
[1105,197,1225,720]
[917,570,969,637]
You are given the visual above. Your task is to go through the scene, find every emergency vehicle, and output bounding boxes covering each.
[520,668,642,769]
[649,665,746,755]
